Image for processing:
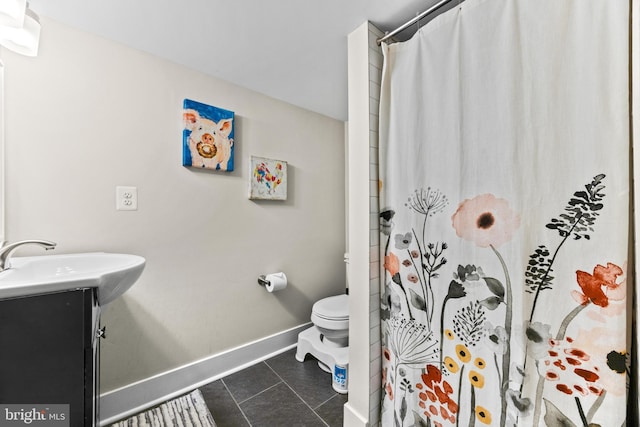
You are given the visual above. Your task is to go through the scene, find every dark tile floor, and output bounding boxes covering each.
[200,348,347,427]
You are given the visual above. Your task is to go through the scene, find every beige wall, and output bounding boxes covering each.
[1,17,346,393]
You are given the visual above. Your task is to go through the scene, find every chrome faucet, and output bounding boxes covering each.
[0,240,57,271]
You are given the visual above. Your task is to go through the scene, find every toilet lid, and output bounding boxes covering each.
[312,294,349,321]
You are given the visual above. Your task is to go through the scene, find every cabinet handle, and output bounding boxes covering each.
[97,326,107,339]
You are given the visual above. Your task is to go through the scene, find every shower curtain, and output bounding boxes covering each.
[378,0,631,426]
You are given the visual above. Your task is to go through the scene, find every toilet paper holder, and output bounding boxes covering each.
[258,272,288,292]
[257,275,270,287]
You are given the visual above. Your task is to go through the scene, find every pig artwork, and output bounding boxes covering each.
[182,99,235,171]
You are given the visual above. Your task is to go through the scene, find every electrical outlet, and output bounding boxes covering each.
[116,186,138,211]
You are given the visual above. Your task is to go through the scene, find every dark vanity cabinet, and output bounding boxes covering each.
[0,289,100,427]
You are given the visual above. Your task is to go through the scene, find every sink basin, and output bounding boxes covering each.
[0,252,145,305]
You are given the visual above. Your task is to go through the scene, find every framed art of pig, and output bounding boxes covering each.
[182,98,235,171]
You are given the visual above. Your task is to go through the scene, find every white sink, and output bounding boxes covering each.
[0,252,145,305]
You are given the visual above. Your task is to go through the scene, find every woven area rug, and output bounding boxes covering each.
[110,389,216,427]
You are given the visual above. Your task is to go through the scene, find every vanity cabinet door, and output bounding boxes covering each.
[0,289,98,427]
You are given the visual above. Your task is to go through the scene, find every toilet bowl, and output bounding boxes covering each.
[296,294,349,394]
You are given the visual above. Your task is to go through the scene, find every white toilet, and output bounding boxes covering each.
[296,294,349,394]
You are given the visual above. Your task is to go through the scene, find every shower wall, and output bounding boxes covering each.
[346,21,383,427]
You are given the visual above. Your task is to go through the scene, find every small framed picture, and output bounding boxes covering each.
[182,99,235,171]
[249,156,287,200]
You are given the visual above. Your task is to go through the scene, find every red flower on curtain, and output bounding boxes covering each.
[538,337,605,397]
[573,262,623,307]
[416,364,458,425]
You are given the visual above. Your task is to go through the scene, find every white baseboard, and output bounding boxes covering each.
[343,402,369,427]
[99,323,311,426]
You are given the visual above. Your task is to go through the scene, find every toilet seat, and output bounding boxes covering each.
[311,294,349,330]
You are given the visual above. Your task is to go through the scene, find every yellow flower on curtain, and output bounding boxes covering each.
[474,357,486,369]
[455,344,471,363]
[443,356,460,374]
[468,370,485,388]
[475,406,492,425]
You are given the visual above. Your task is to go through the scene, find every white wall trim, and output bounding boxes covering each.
[343,402,370,427]
[346,21,374,427]
[99,323,311,426]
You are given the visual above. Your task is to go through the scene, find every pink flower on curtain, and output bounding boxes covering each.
[451,194,520,248]
[573,327,627,396]
[384,252,400,276]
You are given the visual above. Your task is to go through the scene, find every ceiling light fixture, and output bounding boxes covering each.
[0,2,40,57]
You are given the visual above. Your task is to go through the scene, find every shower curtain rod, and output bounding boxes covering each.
[376,0,456,45]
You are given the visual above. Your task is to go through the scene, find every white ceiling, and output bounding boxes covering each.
[27,0,449,121]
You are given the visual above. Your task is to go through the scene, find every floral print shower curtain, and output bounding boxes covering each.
[378,0,632,426]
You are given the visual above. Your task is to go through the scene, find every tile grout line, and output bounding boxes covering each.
[235,380,284,405]
[314,392,345,410]
[220,377,254,427]
[264,359,330,427]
